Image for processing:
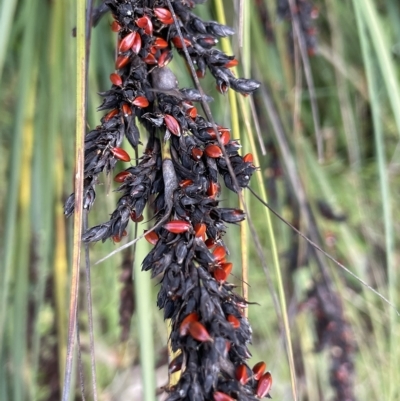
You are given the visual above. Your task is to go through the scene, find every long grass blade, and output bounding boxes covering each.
[61,0,86,398]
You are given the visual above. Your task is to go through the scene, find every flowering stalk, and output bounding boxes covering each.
[65,1,272,399]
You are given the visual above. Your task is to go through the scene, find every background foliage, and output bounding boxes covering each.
[0,0,399,400]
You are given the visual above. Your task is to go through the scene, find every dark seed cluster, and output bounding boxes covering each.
[65,0,271,399]
[305,282,355,401]
[277,0,319,56]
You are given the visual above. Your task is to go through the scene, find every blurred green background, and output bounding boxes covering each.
[0,0,399,400]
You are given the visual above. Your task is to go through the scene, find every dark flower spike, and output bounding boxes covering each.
[65,1,270,400]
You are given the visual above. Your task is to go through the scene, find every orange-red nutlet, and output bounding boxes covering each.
[116,55,130,69]
[256,372,273,398]
[164,114,181,136]
[144,230,159,246]
[130,211,144,223]
[136,15,153,35]
[172,36,192,49]
[220,130,231,145]
[132,33,142,54]
[194,223,206,238]
[207,181,220,198]
[164,220,191,234]
[110,73,123,86]
[122,103,132,116]
[214,262,233,282]
[119,31,137,52]
[191,147,203,161]
[243,153,254,163]
[143,53,157,65]
[252,361,267,381]
[235,364,249,385]
[114,171,131,182]
[111,147,131,162]
[188,106,197,119]
[213,392,235,401]
[154,8,174,24]
[205,144,223,158]
[158,50,173,67]
[221,262,233,276]
[104,109,119,122]
[132,96,149,108]
[224,59,239,68]
[213,245,226,262]
[179,312,199,336]
[111,21,121,32]
[188,321,212,342]
[179,179,193,188]
[112,234,122,243]
[153,37,169,49]
[213,267,228,283]
[227,314,240,329]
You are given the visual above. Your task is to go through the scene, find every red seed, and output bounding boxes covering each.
[111,21,121,32]
[164,114,181,136]
[227,314,240,329]
[188,106,197,119]
[122,103,132,116]
[256,372,272,398]
[111,147,131,162]
[191,147,203,160]
[119,31,137,52]
[110,73,123,86]
[196,69,205,78]
[158,50,173,67]
[153,37,169,49]
[252,361,267,381]
[220,262,233,276]
[131,33,142,53]
[179,179,193,188]
[194,223,206,238]
[172,36,192,49]
[112,234,122,243]
[132,96,149,108]
[225,59,239,68]
[213,267,228,282]
[205,144,222,158]
[144,230,159,245]
[114,171,131,182]
[130,211,144,223]
[207,181,220,198]
[164,220,191,234]
[179,312,199,336]
[220,130,230,145]
[104,108,119,122]
[213,392,235,401]
[154,8,173,24]
[205,238,215,248]
[206,127,217,139]
[213,245,226,262]
[116,55,130,69]
[235,364,249,385]
[243,153,254,163]
[143,53,157,64]
[188,321,212,342]
[136,15,153,35]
